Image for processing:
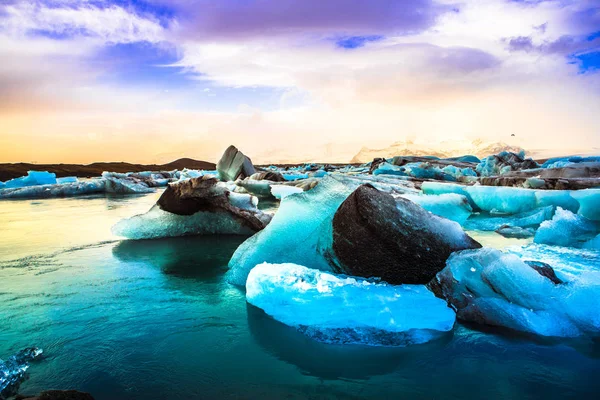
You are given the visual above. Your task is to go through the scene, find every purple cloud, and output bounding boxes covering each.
[162,0,453,39]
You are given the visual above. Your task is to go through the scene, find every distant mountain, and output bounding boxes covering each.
[350,140,524,163]
[0,158,216,181]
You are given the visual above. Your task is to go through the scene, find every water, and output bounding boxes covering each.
[1,193,599,399]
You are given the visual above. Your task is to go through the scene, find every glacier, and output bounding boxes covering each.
[430,248,600,337]
[464,206,554,231]
[246,263,456,346]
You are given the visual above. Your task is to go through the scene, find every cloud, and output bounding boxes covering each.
[163,0,452,40]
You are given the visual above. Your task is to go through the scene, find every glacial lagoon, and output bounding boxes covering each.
[1,191,600,399]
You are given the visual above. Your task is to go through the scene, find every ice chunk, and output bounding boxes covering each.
[246,263,455,346]
[56,176,78,184]
[4,171,56,188]
[398,193,472,224]
[270,185,304,200]
[0,180,106,199]
[112,204,261,239]
[534,207,599,248]
[227,175,358,285]
[421,182,476,207]
[432,248,600,337]
[583,234,600,250]
[465,185,537,214]
[372,162,407,177]
[465,206,554,231]
[495,225,535,239]
[571,188,600,221]
[113,177,269,239]
[535,190,579,213]
[102,172,154,194]
[0,347,43,398]
[507,243,600,281]
[542,156,600,168]
[282,173,310,181]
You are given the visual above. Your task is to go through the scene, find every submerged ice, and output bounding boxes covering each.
[246,263,456,346]
[0,347,43,398]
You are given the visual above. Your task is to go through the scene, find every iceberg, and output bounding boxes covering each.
[571,188,600,221]
[535,190,579,213]
[464,206,554,231]
[0,347,43,398]
[246,263,456,346]
[421,182,476,208]
[534,207,599,248]
[113,176,270,239]
[4,171,56,188]
[0,180,106,199]
[102,172,154,194]
[227,175,357,285]
[398,193,473,225]
[465,185,538,214]
[430,248,600,337]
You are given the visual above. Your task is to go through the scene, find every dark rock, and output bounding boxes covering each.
[525,261,563,284]
[368,158,386,174]
[328,184,481,284]
[16,390,95,400]
[495,225,535,239]
[488,151,539,174]
[248,171,286,182]
[216,145,256,181]
[156,176,269,232]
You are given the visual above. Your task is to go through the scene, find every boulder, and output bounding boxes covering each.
[216,145,256,181]
[326,184,481,284]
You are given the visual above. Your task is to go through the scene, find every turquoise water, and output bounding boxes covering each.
[1,193,600,399]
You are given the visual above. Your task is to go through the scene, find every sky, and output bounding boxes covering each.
[0,0,599,164]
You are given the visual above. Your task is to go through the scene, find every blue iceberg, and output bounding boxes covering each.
[246,263,456,346]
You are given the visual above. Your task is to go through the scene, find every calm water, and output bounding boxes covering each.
[1,193,600,399]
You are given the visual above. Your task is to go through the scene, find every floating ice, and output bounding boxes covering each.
[542,156,600,168]
[583,234,600,250]
[399,193,473,224]
[112,204,260,239]
[465,206,554,231]
[465,185,538,214]
[246,263,456,346]
[4,171,56,189]
[282,173,309,181]
[56,176,78,184]
[432,248,600,337]
[535,190,579,213]
[571,189,600,221]
[0,180,106,199]
[421,182,476,207]
[227,176,358,285]
[0,347,43,398]
[534,207,599,248]
[270,185,303,200]
[102,172,154,194]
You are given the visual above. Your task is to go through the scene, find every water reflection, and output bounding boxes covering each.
[246,304,453,380]
[112,236,247,278]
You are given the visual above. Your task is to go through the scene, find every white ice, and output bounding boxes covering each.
[270,185,303,200]
[246,263,456,346]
